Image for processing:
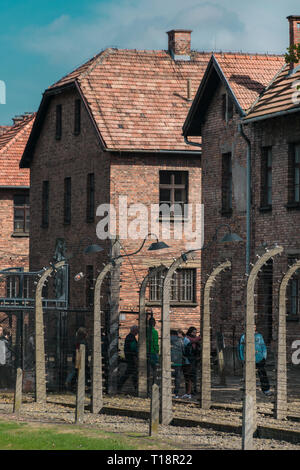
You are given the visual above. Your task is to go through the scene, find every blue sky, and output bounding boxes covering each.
[0,0,300,124]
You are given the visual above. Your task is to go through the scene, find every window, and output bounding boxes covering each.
[261,147,272,208]
[42,181,49,227]
[222,153,232,214]
[222,93,234,122]
[287,255,299,317]
[14,194,29,234]
[86,173,95,222]
[74,99,81,135]
[64,177,71,224]
[149,268,196,304]
[288,143,300,205]
[159,171,188,218]
[86,265,94,307]
[55,104,62,140]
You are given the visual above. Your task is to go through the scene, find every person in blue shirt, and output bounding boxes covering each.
[238,325,272,396]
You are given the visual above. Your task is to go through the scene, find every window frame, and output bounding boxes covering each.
[86,173,95,223]
[221,152,232,216]
[41,180,49,228]
[260,146,272,210]
[159,170,188,220]
[64,177,72,225]
[148,268,197,305]
[55,104,62,140]
[287,255,300,320]
[287,143,300,209]
[13,193,30,235]
[74,99,81,136]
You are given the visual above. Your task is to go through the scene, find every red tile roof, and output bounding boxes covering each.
[215,54,286,112]
[243,64,300,122]
[48,49,285,151]
[0,114,34,186]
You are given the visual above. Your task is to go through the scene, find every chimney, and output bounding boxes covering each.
[288,16,300,47]
[167,29,192,60]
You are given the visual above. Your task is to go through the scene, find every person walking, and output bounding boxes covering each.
[185,327,201,395]
[118,325,138,393]
[147,317,159,387]
[0,328,14,390]
[170,329,185,398]
[238,325,272,396]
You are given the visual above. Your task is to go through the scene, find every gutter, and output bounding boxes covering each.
[238,123,251,275]
[243,106,300,125]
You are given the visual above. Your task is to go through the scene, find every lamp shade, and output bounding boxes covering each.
[148,241,170,251]
[220,232,243,243]
[84,244,104,254]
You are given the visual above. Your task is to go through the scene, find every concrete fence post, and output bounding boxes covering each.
[75,343,86,424]
[35,260,66,404]
[149,383,160,436]
[242,246,283,450]
[201,261,231,409]
[13,368,23,413]
[275,260,300,420]
[92,258,122,412]
[138,265,166,398]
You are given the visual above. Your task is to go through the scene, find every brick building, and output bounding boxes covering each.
[0,113,34,335]
[183,16,300,357]
[20,30,220,343]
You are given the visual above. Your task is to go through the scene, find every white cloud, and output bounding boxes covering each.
[17,0,300,68]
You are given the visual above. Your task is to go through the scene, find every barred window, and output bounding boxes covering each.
[14,194,30,234]
[6,276,19,298]
[149,268,196,303]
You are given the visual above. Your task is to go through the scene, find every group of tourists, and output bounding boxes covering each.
[117,321,201,399]
[116,319,273,399]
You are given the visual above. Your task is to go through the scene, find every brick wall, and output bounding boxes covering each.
[29,87,203,347]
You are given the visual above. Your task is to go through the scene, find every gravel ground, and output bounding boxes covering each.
[0,393,300,450]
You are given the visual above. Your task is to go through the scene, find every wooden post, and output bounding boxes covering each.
[242,246,283,450]
[35,260,66,403]
[275,260,300,420]
[149,383,160,436]
[138,265,165,398]
[75,344,85,424]
[201,261,231,409]
[13,368,23,413]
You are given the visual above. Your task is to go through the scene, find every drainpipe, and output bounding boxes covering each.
[183,135,202,149]
[238,123,251,275]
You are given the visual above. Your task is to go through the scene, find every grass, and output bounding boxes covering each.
[0,420,141,450]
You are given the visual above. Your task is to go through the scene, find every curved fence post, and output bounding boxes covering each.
[242,245,283,450]
[92,259,122,413]
[138,264,166,398]
[201,260,231,409]
[35,260,66,403]
[161,252,194,425]
[275,259,300,420]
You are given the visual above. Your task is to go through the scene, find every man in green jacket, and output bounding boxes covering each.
[147,317,159,389]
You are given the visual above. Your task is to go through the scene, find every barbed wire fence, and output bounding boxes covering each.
[0,246,300,450]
